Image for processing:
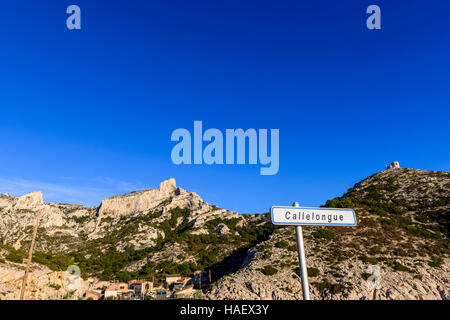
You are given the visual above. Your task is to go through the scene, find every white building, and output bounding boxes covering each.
[386,161,400,169]
[165,274,181,286]
[104,289,117,299]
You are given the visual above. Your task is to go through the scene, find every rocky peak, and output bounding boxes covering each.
[209,168,450,301]
[15,191,44,210]
[159,178,177,195]
[347,168,450,211]
[97,178,183,218]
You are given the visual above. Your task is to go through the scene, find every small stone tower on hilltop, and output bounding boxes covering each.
[386,161,400,170]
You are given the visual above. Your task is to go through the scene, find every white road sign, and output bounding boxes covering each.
[271,206,357,226]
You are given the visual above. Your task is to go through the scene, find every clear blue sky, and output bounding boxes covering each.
[0,1,449,212]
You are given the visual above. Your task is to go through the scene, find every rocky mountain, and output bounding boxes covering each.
[0,168,449,300]
[0,178,274,299]
[209,168,450,300]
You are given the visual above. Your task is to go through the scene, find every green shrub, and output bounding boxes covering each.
[194,290,203,299]
[69,215,90,224]
[115,271,135,282]
[263,251,272,259]
[365,257,379,265]
[260,265,278,276]
[311,278,349,295]
[324,197,354,209]
[347,242,360,249]
[392,262,412,273]
[5,248,26,264]
[49,283,61,290]
[313,228,336,240]
[307,267,320,277]
[275,240,289,249]
[32,251,74,271]
[428,256,443,268]
[361,272,371,281]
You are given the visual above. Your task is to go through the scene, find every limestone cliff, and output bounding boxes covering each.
[97,178,179,218]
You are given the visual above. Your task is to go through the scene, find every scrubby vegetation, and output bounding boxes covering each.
[275,240,289,249]
[29,207,281,281]
[311,278,353,297]
[313,228,336,240]
[32,251,74,272]
[307,267,320,277]
[321,169,450,263]
[259,265,278,276]
[1,245,26,264]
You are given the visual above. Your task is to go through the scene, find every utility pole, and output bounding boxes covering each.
[19,210,41,300]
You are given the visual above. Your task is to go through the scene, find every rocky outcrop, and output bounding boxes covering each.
[94,178,242,234]
[216,223,230,236]
[15,191,44,210]
[0,191,92,251]
[96,178,179,218]
[0,260,100,300]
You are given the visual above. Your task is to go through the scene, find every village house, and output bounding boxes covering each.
[84,290,102,300]
[156,289,168,300]
[173,277,195,298]
[103,282,132,299]
[82,276,196,300]
[104,287,117,299]
[173,277,193,292]
[174,285,195,299]
[165,274,181,287]
[129,280,153,297]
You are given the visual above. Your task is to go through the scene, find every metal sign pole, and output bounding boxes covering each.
[293,202,310,300]
[271,203,356,300]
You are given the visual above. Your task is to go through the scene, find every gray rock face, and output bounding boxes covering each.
[216,223,230,236]
[91,178,242,239]
[15,191,44,210]
[209,229,450,300]
[0,261,101,300]
[97,178,178,218]
[0,192,87,251]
